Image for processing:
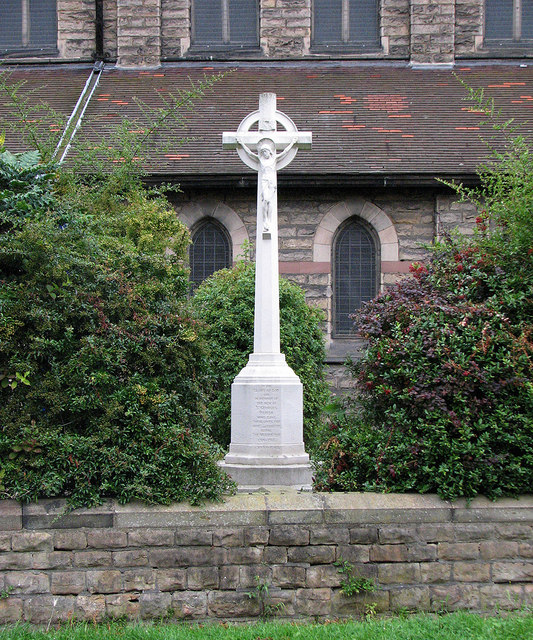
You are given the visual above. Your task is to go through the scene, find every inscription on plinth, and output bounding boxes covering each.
[251,386,281,444]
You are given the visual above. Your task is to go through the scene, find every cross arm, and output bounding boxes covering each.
[222,131,312,151]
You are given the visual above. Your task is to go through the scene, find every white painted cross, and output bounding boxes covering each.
[222,92,312,355]
[220,93,314,490]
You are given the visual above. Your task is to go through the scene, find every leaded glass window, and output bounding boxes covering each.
[312,0,379,49]
[333,219,378,336]
[190,219,231,288]
[192,0,258,48]
[0,0,57,54]
[485,0,533,42]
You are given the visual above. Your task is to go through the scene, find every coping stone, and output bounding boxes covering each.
[22,499,114,530]
[0,500,22,530]
[266,490,326,524]
[114,494,268,528]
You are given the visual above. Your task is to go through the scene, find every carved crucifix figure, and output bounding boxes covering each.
[220,94,314,490]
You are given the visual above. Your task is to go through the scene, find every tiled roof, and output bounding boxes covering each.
[2,61,533,184]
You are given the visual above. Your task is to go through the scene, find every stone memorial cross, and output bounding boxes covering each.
[219,93,313,489]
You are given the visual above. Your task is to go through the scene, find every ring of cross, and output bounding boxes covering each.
[235,110,300,171]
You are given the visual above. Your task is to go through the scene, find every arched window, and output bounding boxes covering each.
[333,218,379,336]
[190,218,231,288]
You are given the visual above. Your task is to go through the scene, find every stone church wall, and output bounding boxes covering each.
[1,494,532,624]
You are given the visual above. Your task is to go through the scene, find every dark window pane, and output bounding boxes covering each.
[190,220,231,287]
[313,0,343,44]
[0,1,23,49]
[30,0,57,48]
[334,220,377,335]
[349,0,379,43]
[229,0,257,44]
[522,0,533,39]
[485,0,513,40]
[193,0,224,44]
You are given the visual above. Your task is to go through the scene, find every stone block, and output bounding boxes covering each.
[453,524,495,541]
[239,564,272,589]
[6,571,49,594]
[0,533,11,551]
[208,590,260,618]
[288,545,336,565]
[244,526,270,546]
[519,543,533,558]
[187,566,219,590]
[157,568,187,591]
[220,565,240,589]
[378,526,419,544]
[453,562,490,582]
[12,531,52,552]
[415,524,455,542]
[480,541,519,560]
[54,530,87,550]
[331,589,390,616]
[227,546,263,565]
[87,529,128,549]
[51,571,86,595]
[420,562,452,583]
[112,549,148,567]
[493,562,533,583]
[310,527,350,545]
[127,529,173,547]
[295,588,331,616]
[140,592,172,620]
[0,598,23,624]
[479,584,524,611]
[269,525,309,546]
[106,593,141,619]
[87,570,122,593]
[0,552,33,570]
[32,551,72,569]
[175,529,213,546]
[74,551,112,567]
[378,562,421,584]
[264,546,287,564]
[0,500,22,530]
[213,529,244,547]
[123,569,155,591]
[430,584,480,611]
[150,547,225,567]
[390,586,430,611]
[337,545,371,563]
[272,565,306,588]
[22,595,76,624]
[306,564,342,588]
[438,542,479,560]
[75,595,106,621]
[350,527,378,544]
[172,591,208,619]
[497,524,533,540]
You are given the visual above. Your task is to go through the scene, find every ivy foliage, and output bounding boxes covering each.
[0,147,233,507]
[191,261,330,450]
[315,131,533,500]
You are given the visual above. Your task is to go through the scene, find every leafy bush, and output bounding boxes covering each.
[191,261,330,450]
[315,131,533,500]
[0,147,233,507]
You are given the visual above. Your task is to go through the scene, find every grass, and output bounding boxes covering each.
[2,612,533,640]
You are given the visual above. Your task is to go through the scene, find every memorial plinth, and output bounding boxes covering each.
[219,93,313,490]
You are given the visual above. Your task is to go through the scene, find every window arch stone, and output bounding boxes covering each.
[178,199,249,263]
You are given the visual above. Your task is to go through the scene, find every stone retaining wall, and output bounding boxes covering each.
[1,492,532,624]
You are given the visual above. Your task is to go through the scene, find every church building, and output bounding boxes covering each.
[1,0,532,388]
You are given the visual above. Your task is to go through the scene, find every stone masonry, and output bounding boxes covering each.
[51,0,492,66]
[1,493,532,624]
